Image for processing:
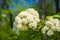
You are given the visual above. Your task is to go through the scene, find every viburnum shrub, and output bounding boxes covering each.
[41,16,60,36]
[13,8,60,37]
[13,8,40,34]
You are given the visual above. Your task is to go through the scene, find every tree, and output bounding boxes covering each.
[41,0,45,20]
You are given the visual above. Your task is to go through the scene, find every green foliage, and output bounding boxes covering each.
[37,20,44,30]
[53,13,60,19]
[46,32,60,40]
[45,0,56,16]
[45,16,51,20]
[0,25,42,40]
[17,31,42,40]
[0,0,60,40]
[0,25,18,40]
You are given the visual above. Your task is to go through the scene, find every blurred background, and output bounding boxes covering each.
[0,0,56,27]
[0,0,59,40]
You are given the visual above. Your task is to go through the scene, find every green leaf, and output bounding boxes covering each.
[53,15,60,19]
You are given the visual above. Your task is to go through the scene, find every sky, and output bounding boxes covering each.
[8,0,57,10]
[0,0,58,17]
[0,0,59,11]
[8,0,39,10]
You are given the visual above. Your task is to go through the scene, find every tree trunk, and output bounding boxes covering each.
[55,0,59,13]
[9,13,13,28]
[41,0,45,20]
[41,0,46,40]
[1,0,13,28]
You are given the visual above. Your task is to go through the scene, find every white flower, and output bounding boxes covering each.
[54,19,60,27]
[57,28,60,32]
[21,18,28,24]
[42,16,60,36]
[51,26,57,31]
[56,26,60,32]
[19,25,28,31]
[16,24,22,29]
[45,21,54,27]
[18,11,29,18]
[29,22,37,30]
[43,26,49,30]
[49,17,56,24]
[15,16,22,24]
[41,29,46,34]
[34,18,40,22]
[26,14,34,22]
[49,17,60,26]
[14,8,40,31]
[25,8,39,17]
[41,26,49,34]
[47,30,54,36]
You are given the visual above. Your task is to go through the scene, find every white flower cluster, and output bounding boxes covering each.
[41,16,60,36]
[14,8,40,31]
